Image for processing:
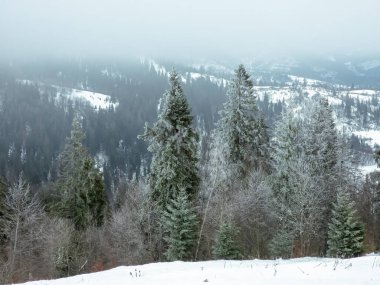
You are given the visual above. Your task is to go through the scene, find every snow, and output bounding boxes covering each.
[16,79,119,111]
[255,87,294,103]
[57,89,119,110]
[337,89,380,103]
[288,75,324,86]
[177,72,227,87]
[20,255,380,285]
[146,59,167,76]
[359,164,379,175]
[353,130,380,147]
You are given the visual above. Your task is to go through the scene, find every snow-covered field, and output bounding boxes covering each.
[20,255,380,285]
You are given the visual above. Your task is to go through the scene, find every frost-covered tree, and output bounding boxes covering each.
[162,189,198,261]
[51,116,107,230]
[327,191,364,258]
[1,174,45,278]
[213,222,242,260]
[0,178,6,241]
[305,98,340,251]
[140,70,199,209]
[271,106,301,198]
[211,64,270,180]
[271,102,336,256]
[305,97,338,191]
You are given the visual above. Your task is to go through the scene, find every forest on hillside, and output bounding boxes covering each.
[0,62,379,283]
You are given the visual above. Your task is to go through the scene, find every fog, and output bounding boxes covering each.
[1,0,379,60]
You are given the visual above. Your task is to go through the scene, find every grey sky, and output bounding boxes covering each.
[1,0,379,59]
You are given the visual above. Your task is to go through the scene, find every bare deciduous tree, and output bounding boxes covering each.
[1,174,45,282]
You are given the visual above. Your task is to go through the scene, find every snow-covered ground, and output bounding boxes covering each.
[17,79,119,111]
[56,88,119,110]
[359,164,379,175]
[20,255,380,285]
[353,130,380,148]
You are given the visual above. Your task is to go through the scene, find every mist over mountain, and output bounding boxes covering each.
[1,0,380,59]
[1,1,380,283]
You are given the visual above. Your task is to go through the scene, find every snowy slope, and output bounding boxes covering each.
[20,255,380,285]
[17,79,119,110]
[56,88,119,110]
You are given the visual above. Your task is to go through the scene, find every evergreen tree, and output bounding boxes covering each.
[269,229,294,258]
[271,101,338,256]
[305,98,338,178]
[212,64,270,179]
[162,189,198,261]
[213,222,242,260]
[327,191,364,258]
[140,70,199,209]
[51,116,107,230]
[272,105,301,198]
[305,98,339,252]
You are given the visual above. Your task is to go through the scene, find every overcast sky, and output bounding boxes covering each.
[1,0,379,60]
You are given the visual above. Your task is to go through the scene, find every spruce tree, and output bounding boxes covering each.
[139,70,199,209]
[212,64,270,179]
[305,98,339,252]
[327,191,364,258]
[272,106,301,198]
[305,98,338,179]
[271,101,339,256]
[162,189,198,261]
[51,116,107,230]
[213,222,242,260]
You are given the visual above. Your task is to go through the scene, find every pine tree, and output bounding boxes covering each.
[327,191,364,258]
[162,189,198,261]
[139,70,199,210]
[213,222,242,260]
[212,64,270,179]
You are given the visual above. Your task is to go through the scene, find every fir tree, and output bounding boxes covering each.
[162,189,198,261]
[139,70,199,210]
[213,222,242,260]
[327,191,364,258]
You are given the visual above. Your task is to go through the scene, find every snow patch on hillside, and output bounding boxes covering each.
[353,130,380,148]
[21,255,380,285]
[56,88,118,110]
[17,79,119,111]
[184,72,228,87]
[360,164,379,175]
